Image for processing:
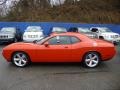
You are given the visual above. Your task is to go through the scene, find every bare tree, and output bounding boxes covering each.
[58,0,62,5]
[0,0,7,5]
[0,0,8,16]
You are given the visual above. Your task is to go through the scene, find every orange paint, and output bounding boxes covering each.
[2,32,116,63]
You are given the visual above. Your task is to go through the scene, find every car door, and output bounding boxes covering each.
[36,36,72,62]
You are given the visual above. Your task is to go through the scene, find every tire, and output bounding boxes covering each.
[113,41,119,46]
[99,36,104,40]
[12,52,30,67]
[83,52,100,68]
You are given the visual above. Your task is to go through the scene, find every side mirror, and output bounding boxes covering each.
[44,42,49,47]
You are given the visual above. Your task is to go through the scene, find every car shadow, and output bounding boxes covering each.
[6,60,112,75]
[0,43,10,46]
[25,62,110,74]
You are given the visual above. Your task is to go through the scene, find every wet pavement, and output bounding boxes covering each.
[0,45,120,90]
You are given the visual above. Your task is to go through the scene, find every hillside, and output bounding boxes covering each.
[0,0,120,23]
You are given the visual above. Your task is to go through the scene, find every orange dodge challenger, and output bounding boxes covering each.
[2,32,116,68]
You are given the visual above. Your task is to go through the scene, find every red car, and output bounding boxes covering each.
[2,32,116,68]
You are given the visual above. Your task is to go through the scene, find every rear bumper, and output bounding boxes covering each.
[101,47,116,61]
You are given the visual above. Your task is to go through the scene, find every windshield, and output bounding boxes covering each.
[36,36,49,44]
[1,28,16,33]
[26,26,42,32]
[99,28,112,33]
[52,27,67,33]
[78,28,91,33]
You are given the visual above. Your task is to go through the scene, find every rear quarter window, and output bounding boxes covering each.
[71,36,80,44]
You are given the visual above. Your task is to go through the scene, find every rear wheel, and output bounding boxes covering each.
[83,52,100,68]
[12,52,30,67]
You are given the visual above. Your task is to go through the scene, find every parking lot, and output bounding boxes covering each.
[0,45,120,90]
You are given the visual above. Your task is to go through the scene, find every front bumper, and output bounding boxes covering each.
[0,38,14,43]
[104,38,120,43]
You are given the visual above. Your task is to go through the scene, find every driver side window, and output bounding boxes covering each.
[48,36,71,45]
[48,36,58,45]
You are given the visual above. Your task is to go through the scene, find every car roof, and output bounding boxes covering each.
[51,32,88,37]
[51,32,92,41]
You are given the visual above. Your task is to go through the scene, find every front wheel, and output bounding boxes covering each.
[12,52,30,67]
[83,52,100,68]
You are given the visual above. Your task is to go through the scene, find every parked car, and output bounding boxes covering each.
[68,27,98,38]
[23,26,44,42]
[78,27,98,38]
[90,27,120,45]
[0,27,22,43]
[2,32,116,68]
[51,27,67,34]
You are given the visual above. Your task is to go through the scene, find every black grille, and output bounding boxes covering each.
[0,35,8,39]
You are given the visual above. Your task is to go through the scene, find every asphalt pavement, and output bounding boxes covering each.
[0,45,120,90]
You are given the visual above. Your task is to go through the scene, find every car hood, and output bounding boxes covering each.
[3,42,35,49]
[84,32,97,35]
[13,42,33,45]
[83,32,95,34]
[23,32,43,35]
[101,32,119,36]
[0,32,13,35]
